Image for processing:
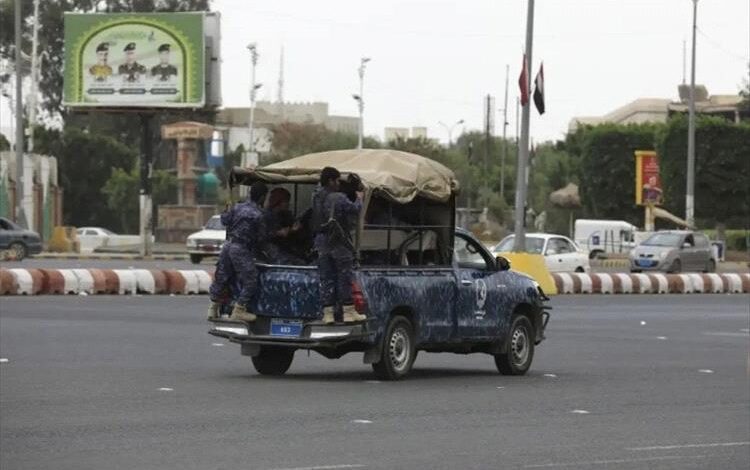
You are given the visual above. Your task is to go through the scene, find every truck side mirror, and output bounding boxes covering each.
[496,256,511,271]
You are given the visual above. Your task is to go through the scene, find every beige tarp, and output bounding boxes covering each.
[231,149,459,203]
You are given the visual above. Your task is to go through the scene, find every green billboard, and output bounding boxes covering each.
[63,13,205,108]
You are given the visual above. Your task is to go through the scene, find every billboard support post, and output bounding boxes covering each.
[139,113,153,257]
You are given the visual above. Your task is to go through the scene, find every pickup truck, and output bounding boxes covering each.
[208,149,550,380]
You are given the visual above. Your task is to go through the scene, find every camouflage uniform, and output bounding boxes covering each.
[209,200,265,308]
[312,188,362,317]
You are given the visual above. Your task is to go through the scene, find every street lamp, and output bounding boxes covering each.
[438,119,465,147]
[685,0,698,227]
[354,57,371,150]
[247,43,262,167]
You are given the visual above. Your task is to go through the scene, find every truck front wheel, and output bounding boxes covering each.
[372,315,416,380]
[251,346,295,376]
[494,314,535,376]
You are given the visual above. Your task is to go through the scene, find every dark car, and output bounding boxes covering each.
[0,217,43,260]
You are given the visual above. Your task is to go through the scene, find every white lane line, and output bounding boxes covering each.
[627,441,750,451]
[524,455,704,468]
[570,409,589,414]
[703,332,750,338]
[640,321,647,326]
[211,343,225,347]
[656,336,668,340]
[351,419,372,424]
[698,369,714,374]
[0,358,8,363]
[496,386,505,390]
[158,387,174,392]
[543,373,557,378]
[364,380,381,384]
[268,465,365,470]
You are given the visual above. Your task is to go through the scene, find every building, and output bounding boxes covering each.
[568,85,747,132]
[384,126,431,142]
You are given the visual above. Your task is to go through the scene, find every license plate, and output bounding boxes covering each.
[270,319,303,338]
[637,259,655,267]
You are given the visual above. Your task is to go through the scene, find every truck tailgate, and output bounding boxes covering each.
[254,264,320,320]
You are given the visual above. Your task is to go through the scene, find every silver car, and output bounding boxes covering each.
[630,230,715,273]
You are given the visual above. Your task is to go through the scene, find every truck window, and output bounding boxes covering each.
[454,235,491,270]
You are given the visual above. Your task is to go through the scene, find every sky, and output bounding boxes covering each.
[1,0,749,144]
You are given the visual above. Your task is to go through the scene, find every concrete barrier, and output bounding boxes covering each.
[550,272,749,295]
[39,269,66,295]
[163,270,187,294]
[0,269,18,295]
[133,269,156,294]
[178,270,200,294]
[8,269,35,295]
[71,269,95,294]
[57,269,80,294]
[113,269,137,295]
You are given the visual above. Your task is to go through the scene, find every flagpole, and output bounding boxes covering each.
[513,0,535,252]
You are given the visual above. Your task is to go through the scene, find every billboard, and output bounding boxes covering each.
[634,150,663,206]
[63,13,205,108]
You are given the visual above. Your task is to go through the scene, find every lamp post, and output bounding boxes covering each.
[247,43,262,166]
[354,57,370,150]
[685,0,698,227]
[438,119,465,147]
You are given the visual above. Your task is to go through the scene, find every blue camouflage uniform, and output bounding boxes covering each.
[209,200,265,308]
[312,187,362,317]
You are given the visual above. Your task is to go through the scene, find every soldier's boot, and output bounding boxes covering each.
[343,304,367,323]
[321,306,335,325]
[229,304,257,323]
[207,301,221,320]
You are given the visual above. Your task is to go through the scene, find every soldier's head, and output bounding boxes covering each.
[96,43,109,64]
[267,187,291,212]
[249,182,268,206]
[158,44,171,65]
[320,167,341,191]
[123,43,136,64]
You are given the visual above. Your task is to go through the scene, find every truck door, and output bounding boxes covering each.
[453,233,500,340]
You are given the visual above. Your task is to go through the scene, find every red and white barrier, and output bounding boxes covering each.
[552,272,750,295]
[113,269,137,295]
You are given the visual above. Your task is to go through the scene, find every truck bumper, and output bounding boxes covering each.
[208,318,373,349]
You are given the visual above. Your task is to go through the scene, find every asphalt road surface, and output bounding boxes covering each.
[1,295,748,470]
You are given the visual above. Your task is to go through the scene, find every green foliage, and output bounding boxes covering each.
[0,132,9,151]
[577,122,662,224]
[101,167,177,233]
[657,115,750,228]
[267,122,380,163]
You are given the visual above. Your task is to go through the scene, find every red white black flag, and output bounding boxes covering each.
[518,54,529,106]
[533,63,545,115]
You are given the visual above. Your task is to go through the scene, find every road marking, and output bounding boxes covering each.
[640,321,647,326]
[543,373,557,378]
[627,441,749,451]
[698,369,714,374]
[740,328,749,333]
[524,455,705,468]
[0,358,8,363]
[496,386,505,390]
[351,419,372,424]
[703,332,750,338]
[211,343,225,347]
[268,465,366,470]
[656,336,668,340]
[364,380,381,384]
[158,387,174,391]
[570,409,589,414]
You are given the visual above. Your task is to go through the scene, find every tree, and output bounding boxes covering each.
[101,167,177,233]
[0,133,9,151]
[657,115,750,228]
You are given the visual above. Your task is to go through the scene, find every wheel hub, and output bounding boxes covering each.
[511,326,529,366]
[389,327,410,371]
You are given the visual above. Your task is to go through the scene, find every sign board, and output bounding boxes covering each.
[63,12,205,108]
[634,150,663,206]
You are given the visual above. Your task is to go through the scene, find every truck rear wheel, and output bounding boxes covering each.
[372,315,416,380]
[494,314,535,376]
[251,346,295,376]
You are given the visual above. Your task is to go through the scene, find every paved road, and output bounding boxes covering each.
[1,295,748,470]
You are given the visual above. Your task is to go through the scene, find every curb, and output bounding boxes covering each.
[30,253,189,261]
[590,259,629,269]
[1,268,213,295]
[551,272,750,295]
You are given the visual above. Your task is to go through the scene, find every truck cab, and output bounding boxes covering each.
[208,149,550,380]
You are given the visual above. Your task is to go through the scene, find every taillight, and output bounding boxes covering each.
[351,281,367,314]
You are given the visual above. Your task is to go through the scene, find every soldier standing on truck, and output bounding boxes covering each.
[312,167,367,324]
[207,182,268,322]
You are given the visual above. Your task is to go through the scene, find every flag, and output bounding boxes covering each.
[533,63,545,115]
[518,54,529,106]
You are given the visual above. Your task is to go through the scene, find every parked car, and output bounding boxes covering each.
[208,149,550,380]
[574,219,637,259]
[629,230,715,273]
[0,217,43,260]
[186,215,226,264]
[493,233,590,273]
[76,226,115,252]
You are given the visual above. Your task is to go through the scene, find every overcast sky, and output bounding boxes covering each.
[215,0,749,143]
[1,0,748,144]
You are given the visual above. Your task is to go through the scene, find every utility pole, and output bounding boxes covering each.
[513,0,535,252]
[354,57,370,150]
[28,0,40,153]
[501,64,509,202]
[139,114,153,257]
[438,119,464,147]
[14,0,26,228]
[484,94,493,196]
[685,0,698,228]
[246,43,261,168]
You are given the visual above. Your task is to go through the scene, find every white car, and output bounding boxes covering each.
[186,215,226,264]
[493,233,591,273]
[76,226,115,253]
